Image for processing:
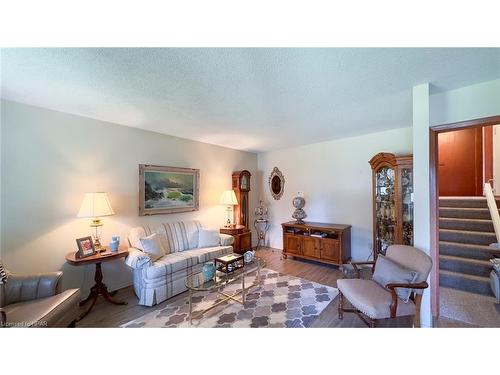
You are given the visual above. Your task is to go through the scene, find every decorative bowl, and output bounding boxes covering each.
[244,250,255,263]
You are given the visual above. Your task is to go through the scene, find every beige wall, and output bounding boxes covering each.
[257,127,413,261]
[0,100,258,295]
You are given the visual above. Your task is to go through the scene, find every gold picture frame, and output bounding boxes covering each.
[139,164,200,216]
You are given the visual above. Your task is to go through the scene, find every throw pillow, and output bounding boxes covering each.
[0,261,7,309]
[198,228,220,248]
[372,254,418,303]
[139,233,166,262]
[129,226,147,251]
[0,261,7,285]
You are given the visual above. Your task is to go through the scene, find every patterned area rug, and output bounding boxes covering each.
[121,268,339,328]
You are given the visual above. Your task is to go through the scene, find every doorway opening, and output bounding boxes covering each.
[431,115,500,327]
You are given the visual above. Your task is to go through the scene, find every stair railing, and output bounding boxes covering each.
[484,182,500,247]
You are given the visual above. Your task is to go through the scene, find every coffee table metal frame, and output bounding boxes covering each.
[185,257,265,324]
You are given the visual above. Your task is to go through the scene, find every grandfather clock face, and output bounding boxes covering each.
[240,174,249,191]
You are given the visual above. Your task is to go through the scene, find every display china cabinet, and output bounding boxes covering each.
[369,153,413,259]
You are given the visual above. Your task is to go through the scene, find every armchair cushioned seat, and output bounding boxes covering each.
[337,278,415,320]
[3,288,80,328]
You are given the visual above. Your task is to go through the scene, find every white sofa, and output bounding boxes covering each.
[125,220,234,306]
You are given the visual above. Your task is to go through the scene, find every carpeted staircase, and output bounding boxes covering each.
[439,197,500,296]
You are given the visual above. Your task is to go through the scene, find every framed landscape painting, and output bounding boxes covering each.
[139,164,200,216]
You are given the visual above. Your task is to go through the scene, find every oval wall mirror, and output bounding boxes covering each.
[269,167,285,200]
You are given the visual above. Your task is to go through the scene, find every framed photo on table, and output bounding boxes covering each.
[76,236,96,258]
[139,164,200,216]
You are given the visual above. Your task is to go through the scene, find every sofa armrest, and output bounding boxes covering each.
[220,233,235,246]
[5,271,63,305]
[125,248,152,269]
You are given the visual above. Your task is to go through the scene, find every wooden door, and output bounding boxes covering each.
[285,235,302,255]
[320,238,339,262]
[438,128,483,196]
[302,237,318,258]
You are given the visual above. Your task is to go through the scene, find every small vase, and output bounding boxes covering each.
[109,240,119,252]
[202,263,216,280]
[111,235,120,245]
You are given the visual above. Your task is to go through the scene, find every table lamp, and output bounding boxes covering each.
[220,190,238,228]
[77,192,115,251]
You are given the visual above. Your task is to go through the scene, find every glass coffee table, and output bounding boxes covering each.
[185,257,265,324]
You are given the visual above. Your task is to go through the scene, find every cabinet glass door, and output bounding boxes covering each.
[401,168,414,246]
[375,167,395,255]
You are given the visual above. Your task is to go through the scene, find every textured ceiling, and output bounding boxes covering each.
[1,48,499,152]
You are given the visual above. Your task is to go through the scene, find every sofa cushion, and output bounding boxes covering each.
[198,228,220,248]
[372,254,418,302]
[160,221,202,252]
[145,252,199,279]
[185,246,233,263]
[337,279,416,319]
[139,233,167,262]
[142,246,234,280]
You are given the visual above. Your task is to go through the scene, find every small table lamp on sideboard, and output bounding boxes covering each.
[77,192,115,251]
[220,190,238,228]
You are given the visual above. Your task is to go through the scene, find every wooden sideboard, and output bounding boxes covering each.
[281,221,351,266]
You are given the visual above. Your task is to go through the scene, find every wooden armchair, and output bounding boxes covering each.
[337,245,432,328]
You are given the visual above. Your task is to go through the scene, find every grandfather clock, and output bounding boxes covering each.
[233,170,251,228]
[220,170,252,254]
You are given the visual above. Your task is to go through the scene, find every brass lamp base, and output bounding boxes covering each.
[90,218,103,227]
[94,237,106,252]
[90,218,106,252]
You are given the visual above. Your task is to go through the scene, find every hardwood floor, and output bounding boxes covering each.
[76,247,472,328]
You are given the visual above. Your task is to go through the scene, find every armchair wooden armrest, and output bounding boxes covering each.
[350,261,376,279]
[386,281,429,318]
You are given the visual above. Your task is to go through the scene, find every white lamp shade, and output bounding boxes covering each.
[77,192,115,218]
[220,190,238,206]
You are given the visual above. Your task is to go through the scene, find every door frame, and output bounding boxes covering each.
[484,125,493,186]
[430,115,500,319]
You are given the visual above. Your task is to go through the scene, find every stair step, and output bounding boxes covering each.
[439,197,500,208]
[439,207,496,220]
[439,217,494,232]
[439,269,493,296]
[439,241,500,261]
[439,255,492,277]
[439,229,497,246]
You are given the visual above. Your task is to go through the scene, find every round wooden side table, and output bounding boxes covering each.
[66,246,129,321]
